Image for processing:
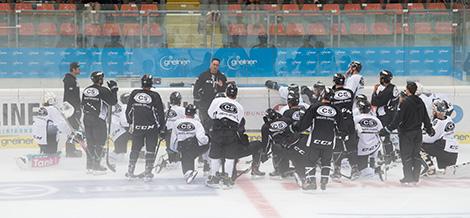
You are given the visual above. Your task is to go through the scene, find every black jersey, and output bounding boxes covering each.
[371,83,399,117]
[331,86,354,120]
[81,84,117,120]
[282,106,306,122]
[126,89,165,131]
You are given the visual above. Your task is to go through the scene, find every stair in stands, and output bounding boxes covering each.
[164,13,222,48]
[165,0,199,10]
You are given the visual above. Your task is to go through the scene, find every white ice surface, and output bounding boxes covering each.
[1,145,470,218]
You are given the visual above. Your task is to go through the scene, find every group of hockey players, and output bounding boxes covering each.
[27,59,464,191]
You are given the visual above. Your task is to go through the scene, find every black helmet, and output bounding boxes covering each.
[358,100,371,114]
[379,70,393,84]
[226,82,238,98]
[287,92,300,106]
[263,108,282,123]
[185,104,197,116]
[288,84,300,95]
[313,81,325,96]
[120,92,130,105]
[355,94,368,103]
[170,91,182,105]
[90,71,104,84]
[320,87,335,101]
[215,92,226,98]
[141,74,153,88]
[349,61,362,72]
[37,107,48,116]
[333,73,345,85]
[432,98,449,114]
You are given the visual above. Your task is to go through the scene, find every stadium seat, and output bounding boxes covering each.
[0,3,11,11]
[37,23,57,36]
[452,3,464,9]
[228,23,247,36]
[349,23,367,35]
[370,22,392,35]
[286,23,304,36]
[102,23,122,36]
[363,3,382,11]
[269,23,285,35]
[0,23,10,36]
[385,3,403,14]
[301,4,321,16]
[84,24,102,36]
[36,3,55,11]
[332,23,347,35]
[323,4,340,14]
[395,23,410,34]
[247,24,266,35]
[19,23,35,36]
[143,23,162,36]
[263,4,281,11]
[59,23,78,36]
[414,22,433,34]
[227,4,242,16]
[15,3,33,11]
[282,4,299,11]
[407,3,425,11]
[344,4,362,11]
[427,3,446,10]
[306,23,328,35]
[58,4,76,11]
[119,4,139,16]
[141,4,159,16]
[434,22,453,34]
[123,23,141,36]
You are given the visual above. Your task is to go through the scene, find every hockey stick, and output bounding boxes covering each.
[105,108,116,172]
[233,150,273,180]
[52,104,89,154]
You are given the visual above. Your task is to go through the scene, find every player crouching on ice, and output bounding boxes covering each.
[169,104,209,184]
[19,93,78,169]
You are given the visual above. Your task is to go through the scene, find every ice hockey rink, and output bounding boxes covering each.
[1,145,469,218]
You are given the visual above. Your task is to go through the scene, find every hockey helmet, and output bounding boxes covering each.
[141,74,153,88]
[333,73,345,86]
[263,108,282,123]
[37,107,48,116]
[226,82,238,98]
[349,61,362,72]
[357,100,371,114]
[185,104,197,116]
[432,98,449,114]
[379,70,393,84]
[313,81,326,96]
[287,92,300,106]
[287,84,300,95]
[90,71,104,84]
[355,94,368,104]
[320,87,335,102]
[215,92,226,98]
[120,92,130,105]
[415,82,424,96]
[43,92,57,106]
[170,91,182,105]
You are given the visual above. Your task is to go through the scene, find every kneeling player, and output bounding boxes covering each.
[169,104,209,184]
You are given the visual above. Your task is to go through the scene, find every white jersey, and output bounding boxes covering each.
[278,86,306,105]
[165,105,186,130]
[354,113,383,156]
[169,118,209,152]
[423,116,458,153]
[208,97,244,124]
[419,92,437,120]
[110,104,128,142]
[345,74,364,96]
[32,106,71,145]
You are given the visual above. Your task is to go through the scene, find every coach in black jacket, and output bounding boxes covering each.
[380,81,435,184]
[62,62,82,157]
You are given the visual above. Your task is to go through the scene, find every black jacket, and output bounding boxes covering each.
[388,95,432,132]
[63,73,81,115]
[193,70,227,108]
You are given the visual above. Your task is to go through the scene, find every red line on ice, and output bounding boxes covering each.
[236,177,282,218]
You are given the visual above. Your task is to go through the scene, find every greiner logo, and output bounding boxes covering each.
[317,106,336,117]
[83,88,99,97]
[359,118,378,128]
[160,56,190,71]
[134,93,152,104]
[219,103,238,114]
[227,56,257,70]
[177,122,195,131]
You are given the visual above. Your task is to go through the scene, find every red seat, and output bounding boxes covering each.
[58,4,76,11]
[286,23,304,36]
[37,23,57,36]
[0,23,10,35]
[332,23,347,35]
[227,4,242,16]
[407,3,425,11]
[269,24,285,35]
[452,3,464,9]
[247,24,266,35]
[84,24,102,36]
[36,3,55,11]
[0,3,11,11]
[120,4,139,16]
[427,3,446,10]
[282,4,299,11]
[143,23,162,36]
[228,23,246,36]
[395,23,410,34]
[263,4,280,11]
[370,23,392,35]
[349,23,367,35]
[363,3,382,11]
[323,4,340,14]
[19,23,34,36]
[123,23,141,36]
[306,23,328,35]
[344,4,362,11]
[414,22,432,34]
[385,3,403,14]
[102,23,122,36]
[15,3,33,11]
[59,23,77,36]
[434,22,453,34]
[302,4,320,11]
[141,4,159,16]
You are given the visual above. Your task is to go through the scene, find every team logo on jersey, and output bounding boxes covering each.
[334,90,352,100]
[83,87,99,97]
[445,122,455,132]
[359,118,378,128]
[134,93,152,104]
[167,109,177,118]
[220,103,238,114]
[292,111,302,121]
[317,106,337,117]
[177,122,195,131]
[269,121,288,131]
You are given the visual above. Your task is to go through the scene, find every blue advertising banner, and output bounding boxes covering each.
[0,47,453,78]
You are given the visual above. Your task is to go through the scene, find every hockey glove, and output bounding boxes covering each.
[379,127,391,137]
[265,80,280,90]
[107,80,119,92]
[426,127,436,137]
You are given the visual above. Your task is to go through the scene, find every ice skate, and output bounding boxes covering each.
[184,170,198,184]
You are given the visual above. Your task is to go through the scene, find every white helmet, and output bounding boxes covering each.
[43,92,57,106]
[415,82,424,96]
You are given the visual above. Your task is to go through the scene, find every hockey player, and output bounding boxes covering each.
[169,104,209,184]
[301,81,326,105]
[354,100,383,177]
[422,99,458,172]
[288,87,344,190]
[125,74,165,181]
[206,82,244,189]
[265,82,307,106]
[165,91,186,164]
[82,71,118,174]
[278,84,309,115]
[109,93,131,162]
[331,73,360,180]
[371,70,400,164]
[353,94,368,117]
[380,82,435,185]
[344,61,364,96]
